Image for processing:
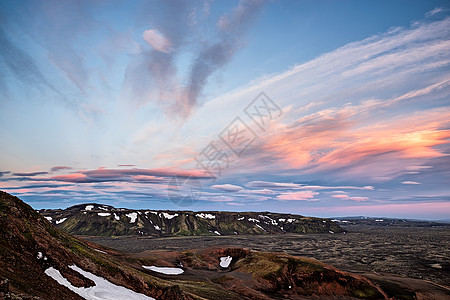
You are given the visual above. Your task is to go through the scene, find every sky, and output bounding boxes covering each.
[1,0,449,220]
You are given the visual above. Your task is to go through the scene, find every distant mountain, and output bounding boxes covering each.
[331,216,450,227]
[38,203,344,237]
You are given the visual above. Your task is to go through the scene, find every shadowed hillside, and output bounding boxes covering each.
[39,203,344,237]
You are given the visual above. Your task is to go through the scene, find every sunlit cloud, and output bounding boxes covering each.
[211,184,244,192]
[402,181,421,185]
[276,191,319,201]
[142,29,172,53]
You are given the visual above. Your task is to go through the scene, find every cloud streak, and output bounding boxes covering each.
[123,0,265,117]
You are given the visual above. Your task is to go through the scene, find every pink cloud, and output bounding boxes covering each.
[142,29,172,53]
[332,194,349,199]
[261,107,450,181]
[276,191,319,201]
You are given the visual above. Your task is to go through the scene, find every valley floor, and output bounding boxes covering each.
[83,224,450,286]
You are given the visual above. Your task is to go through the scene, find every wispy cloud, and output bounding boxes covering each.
[211,184,244,192]
[13,171,48,177]
[123,0,265,117]
[331,194,368,202]
[50,166,72,172]
[47,167,214,183]
[402,181,421,185]
[426,7,449,18]
[142,29,172,53]
[0,171,10,178]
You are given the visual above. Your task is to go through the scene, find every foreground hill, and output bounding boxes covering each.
[38,203,344,237]
[0,191,191,299]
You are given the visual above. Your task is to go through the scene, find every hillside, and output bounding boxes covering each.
[38,203,344,237]
[0,191,195,299]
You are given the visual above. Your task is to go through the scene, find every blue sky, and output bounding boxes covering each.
[1,0,449,220]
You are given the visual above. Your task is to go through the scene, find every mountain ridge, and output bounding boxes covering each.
[38,203,344,237]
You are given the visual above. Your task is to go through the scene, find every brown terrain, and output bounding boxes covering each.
[84,223,450,299]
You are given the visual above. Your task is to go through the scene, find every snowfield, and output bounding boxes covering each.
[56,218,67,224]
[195,213,215,219]
[126,212,138,223]
[45,265,155,300]
[142,266,184,275]
[219,256,232,268]
[160,212,178,219]
[98,213,111,217]
[85,205,94,211]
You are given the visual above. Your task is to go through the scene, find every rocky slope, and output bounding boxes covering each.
[0,191,193,299]
[39,203,344,237]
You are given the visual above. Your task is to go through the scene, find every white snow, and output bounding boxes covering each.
[375,219,384,222]
[94,249,107,254]
[219,256,232,268]
[98,213,111,217]
[160,212,178,219]
[278,218,286,222]
[196,213,215,219]
[214,231,221,235]
[99,207,108,211]
[126,212,138,223]
[36,252,43,259]
[56,218,67,224]
[154,225,161,231]
[237,217,244,221]
[114,213,120,221]
[342,220,349,223]
[44,216,52,221]
[431,263,442,269]
[329,231,334,234]
[142,266,184,275]
[85,205,94,211]
[255,224,266,231]
[248,218,260,223]
[259,215,278,225]
[331,219,340,222]
[287,218,296,223]
[45,265,155,300]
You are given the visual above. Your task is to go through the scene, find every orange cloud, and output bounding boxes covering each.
[262,107,450,180]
